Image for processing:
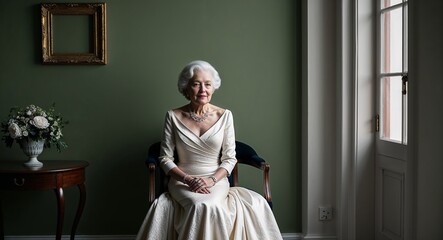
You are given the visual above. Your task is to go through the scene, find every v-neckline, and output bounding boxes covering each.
[171,110,227,138]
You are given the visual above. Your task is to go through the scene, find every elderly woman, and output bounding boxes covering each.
[136,60,282,240]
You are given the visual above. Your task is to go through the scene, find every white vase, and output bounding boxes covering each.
[19,139,45,167]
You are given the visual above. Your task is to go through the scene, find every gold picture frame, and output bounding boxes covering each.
[41,3,107,64]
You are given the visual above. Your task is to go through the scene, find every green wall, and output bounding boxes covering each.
[0,0,301,235]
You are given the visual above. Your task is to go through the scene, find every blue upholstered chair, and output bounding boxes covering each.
[145,141,273,208]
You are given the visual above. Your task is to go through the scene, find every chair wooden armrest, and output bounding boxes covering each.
[233,141,273,208]
[147,162,156,205]
[146,142,161,205]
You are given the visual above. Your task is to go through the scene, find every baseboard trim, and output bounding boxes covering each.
[5,233,304,240]
[282,232,304,239]
[303,234,338,240]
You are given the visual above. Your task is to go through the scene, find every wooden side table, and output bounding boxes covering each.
[0,160,89,240]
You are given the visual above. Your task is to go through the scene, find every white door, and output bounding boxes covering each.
[375,1,409,240]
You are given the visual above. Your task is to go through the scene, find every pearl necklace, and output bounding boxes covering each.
[189,107,209,123]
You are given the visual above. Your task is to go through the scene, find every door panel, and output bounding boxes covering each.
[380,168,404,240]
[376,150,406,240]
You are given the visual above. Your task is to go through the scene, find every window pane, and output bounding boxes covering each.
[381,0,403,9]
[381,76,403,142]
[381,7,403,73]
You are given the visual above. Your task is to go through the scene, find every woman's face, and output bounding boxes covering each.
[187,69,214,105]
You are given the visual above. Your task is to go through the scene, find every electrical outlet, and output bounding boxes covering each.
[319,206,333,221]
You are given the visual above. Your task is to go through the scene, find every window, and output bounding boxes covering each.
[379,0,408,144]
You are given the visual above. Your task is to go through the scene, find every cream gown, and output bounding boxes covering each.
[136,110,282,240]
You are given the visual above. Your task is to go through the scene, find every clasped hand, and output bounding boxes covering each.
[187,177,212,194]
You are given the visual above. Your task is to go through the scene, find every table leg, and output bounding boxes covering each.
[70,183,86,240]
[54,188,65,240]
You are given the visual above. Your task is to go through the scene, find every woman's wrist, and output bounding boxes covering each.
[209,176,218,186]
[182,174,190,184]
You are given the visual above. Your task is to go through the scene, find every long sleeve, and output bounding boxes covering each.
[159,111,177,174]
[219,110,237,175]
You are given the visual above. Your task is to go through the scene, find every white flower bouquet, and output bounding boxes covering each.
[1,104,68,152]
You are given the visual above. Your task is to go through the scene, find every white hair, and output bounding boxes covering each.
[177,60,221,99]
